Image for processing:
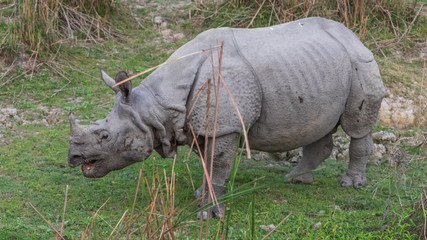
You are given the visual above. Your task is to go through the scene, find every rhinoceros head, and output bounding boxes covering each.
[67,70,154,177]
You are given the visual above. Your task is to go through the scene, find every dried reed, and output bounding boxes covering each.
[17,0,115,53]
[193,0,420,43]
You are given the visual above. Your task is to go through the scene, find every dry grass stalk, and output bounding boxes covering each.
[201,47,251,158]
[188,123,218,207]
[125,166,144,239]
[262,213,292,240]
[247,0,267,28]
[421,190,426,239]
[59,185,68,237]
[16,0,114,53]
[87,197,110,240]
[108,210,128,239]
[416,60,425,144]
[194,0,419,46]
[28,202,66,240]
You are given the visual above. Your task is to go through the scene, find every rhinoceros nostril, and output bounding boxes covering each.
[68,155,85,168]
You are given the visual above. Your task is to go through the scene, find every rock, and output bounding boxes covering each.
[372,143,386,159]
[334,136,350,149]
[330,148,339,161]
[337,149,349,161]
[260,224,275,231]
[161,29,172,38]
[289,149,302,163]
[389,147,406,165]
[173,33,185,41]
[132,5,144,9]
[311,222,322,229]
[369,159,381,166]
[378,93,422,129]
[253,152,271,161]
[0,107,21,127]
[372,131,397,143]
[271,151,289,160]
[153,16,163,25]
[161,21,168,29]
[280,161,291,167]
[273,199,288,204]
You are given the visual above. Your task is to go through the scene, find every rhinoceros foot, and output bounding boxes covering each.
[284,171,313,184]
[339,172,367,189]
[194,184,226,219]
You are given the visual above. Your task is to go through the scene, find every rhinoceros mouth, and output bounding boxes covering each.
[81,158,104,175]
[69,153,103,176]
[82,159,98,172]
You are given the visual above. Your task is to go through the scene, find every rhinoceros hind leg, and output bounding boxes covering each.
[340,132,373,188]
[285,133,333,184]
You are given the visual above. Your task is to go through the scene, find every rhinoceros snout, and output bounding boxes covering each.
[68,153,85,168]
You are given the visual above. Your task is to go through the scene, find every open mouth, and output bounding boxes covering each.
[82,159,100,173]
[82,159,99,173]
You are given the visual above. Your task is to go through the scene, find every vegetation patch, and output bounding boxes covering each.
[0,0,425,239]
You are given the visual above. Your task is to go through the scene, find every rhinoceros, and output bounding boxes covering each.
[68,17,385,218]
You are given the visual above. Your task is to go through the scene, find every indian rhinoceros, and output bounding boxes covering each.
[68,17,385,218]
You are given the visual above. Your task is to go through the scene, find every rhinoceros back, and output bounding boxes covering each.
[231,18,354,150]
[230,17,383,150]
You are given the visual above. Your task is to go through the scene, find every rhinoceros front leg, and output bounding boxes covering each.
[340,132,373,188]
[194,133,239,219]
[285,133,333,183]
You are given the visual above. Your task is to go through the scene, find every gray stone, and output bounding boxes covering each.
[153,16,163,25]
[311,222,322,229]
[260,224,275,231]
[372,131,397,143]
[161,21,168,29]
[161,29,172,38]
[378,92,423,129]
[173,32,185,41]
[289,150,302,163]
[253,152,271,161]
[337,149,349,161]
[372,143,386,159]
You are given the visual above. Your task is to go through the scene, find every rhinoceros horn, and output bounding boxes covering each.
[69,114,82,136]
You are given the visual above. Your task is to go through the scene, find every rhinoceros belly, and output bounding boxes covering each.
[232,18,352,151]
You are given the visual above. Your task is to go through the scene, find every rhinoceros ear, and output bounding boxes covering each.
[69,113,82,136]
[115,71,132,103]
[100,69,119,94]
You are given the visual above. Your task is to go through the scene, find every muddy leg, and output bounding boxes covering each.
[340,132,373,188]
[194,133,239,219]
[285,133,333,183]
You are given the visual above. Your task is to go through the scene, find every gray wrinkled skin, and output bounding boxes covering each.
[68,17,385,218]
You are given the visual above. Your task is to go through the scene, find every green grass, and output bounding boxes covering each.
[0,1,426,239]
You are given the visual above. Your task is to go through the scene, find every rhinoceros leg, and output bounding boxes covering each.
[285,133,333,184]
[340,132,373,188]
[194,133,239,219]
